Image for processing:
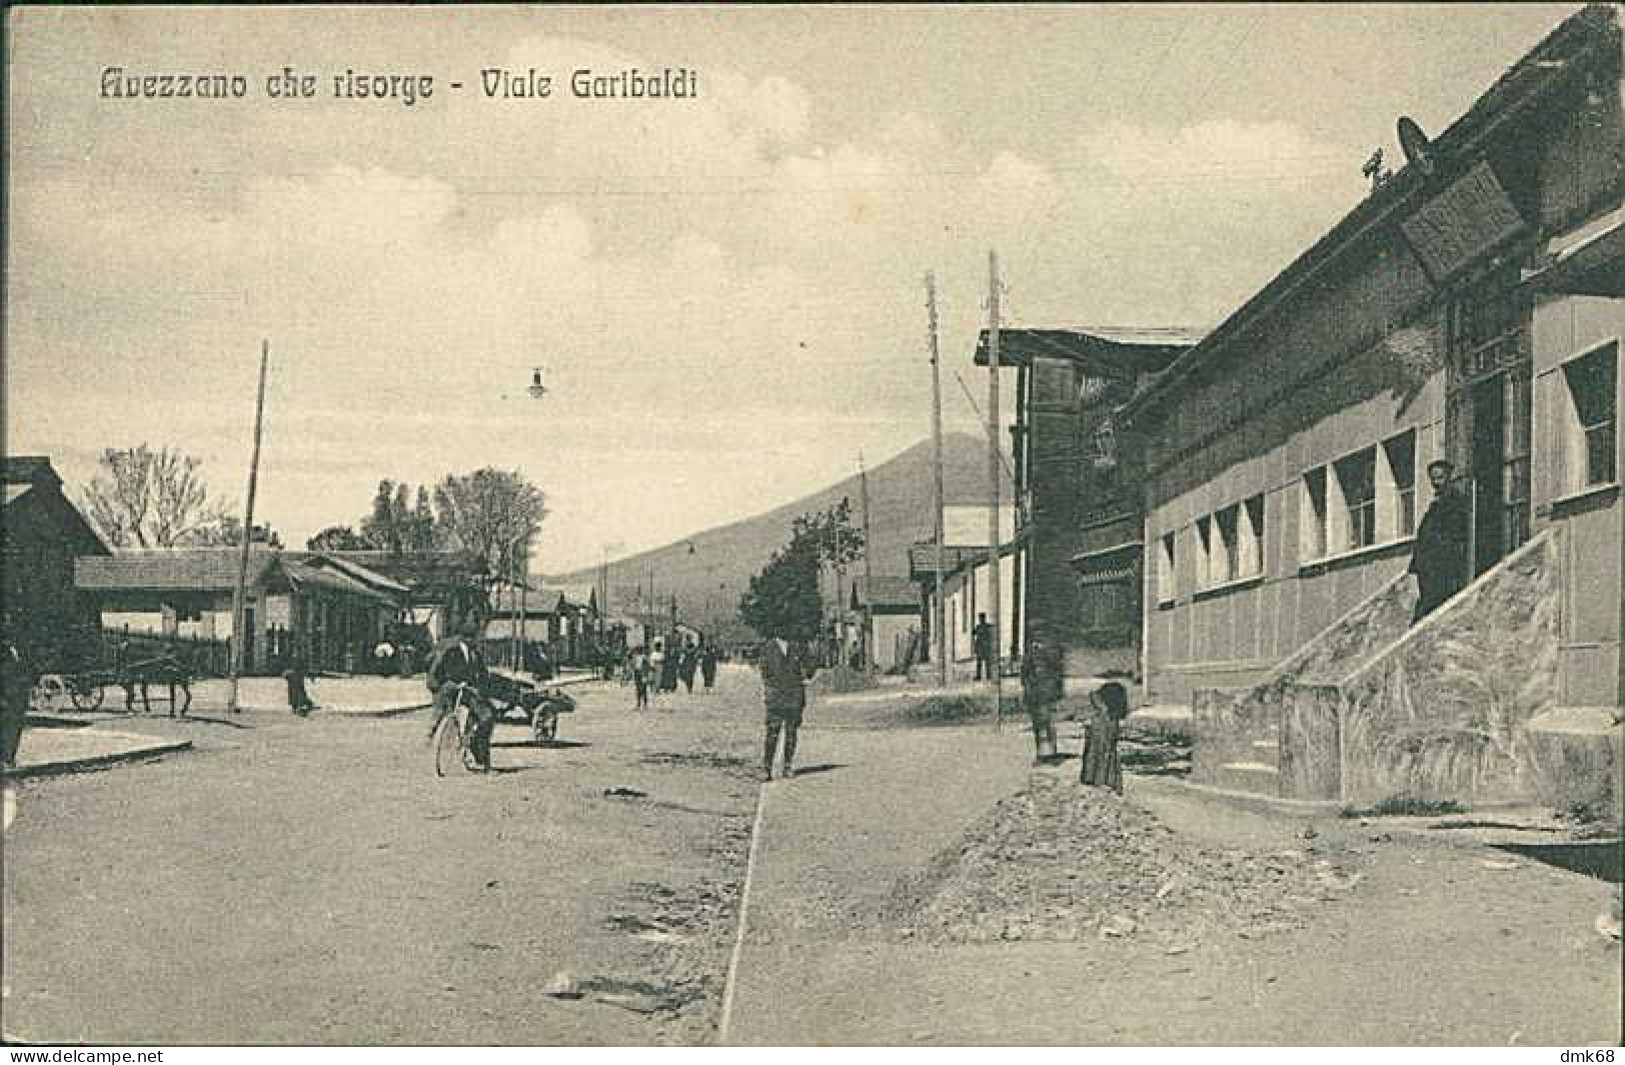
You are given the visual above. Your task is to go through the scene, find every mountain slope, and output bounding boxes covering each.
[552,432,1007,641]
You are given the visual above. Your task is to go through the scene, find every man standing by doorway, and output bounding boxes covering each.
[1409,459,1472,623]
[972,613,994,681]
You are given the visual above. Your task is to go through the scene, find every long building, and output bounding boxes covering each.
[1121,5,1622,808]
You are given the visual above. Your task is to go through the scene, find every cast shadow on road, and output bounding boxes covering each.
[789,763,845,778]
[489,738,592,750]
[170,714,255,730]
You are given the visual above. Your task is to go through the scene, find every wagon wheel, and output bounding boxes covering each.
[176,680,193,716]
[70,679,105,711]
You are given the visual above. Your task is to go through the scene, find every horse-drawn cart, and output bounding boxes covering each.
[485,667,576,743]
[35,653,194,716]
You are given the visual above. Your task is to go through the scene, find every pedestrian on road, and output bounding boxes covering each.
[658,639,680,695]
[679,639,698,693]
[1080,681,1130,793]
[1409,459,1472,623]
[757,633,815,781]
[1019,627,1062,764]
[1,639,33,769]
[972,613,995,681]
[700,643,719,691]
[284,648,317,716]
[630,645,652,710]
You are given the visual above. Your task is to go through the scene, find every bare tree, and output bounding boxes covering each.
[83,445,228,548]
[432,468,546,582]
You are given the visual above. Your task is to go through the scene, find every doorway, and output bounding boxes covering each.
[1468,369,1532,576]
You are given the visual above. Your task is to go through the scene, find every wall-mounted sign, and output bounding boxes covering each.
[1401,161,1525,282]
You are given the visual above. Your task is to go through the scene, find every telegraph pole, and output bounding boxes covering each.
[858,452,874,674]
[226,340,269,715]
[986,251,1003,731]
[926,272,947,688]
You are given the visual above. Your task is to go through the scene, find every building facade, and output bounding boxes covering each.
[1122,5,1622,806]
[1,456,111,666]
[975,328,1195,678]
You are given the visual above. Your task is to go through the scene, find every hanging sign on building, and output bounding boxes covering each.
[1401,162,1525,282]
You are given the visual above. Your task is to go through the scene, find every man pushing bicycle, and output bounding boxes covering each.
[427,616,498,772]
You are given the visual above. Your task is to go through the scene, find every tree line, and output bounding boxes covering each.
[81,444,546,580]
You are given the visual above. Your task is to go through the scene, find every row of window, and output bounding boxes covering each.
[1152,338,1617,604]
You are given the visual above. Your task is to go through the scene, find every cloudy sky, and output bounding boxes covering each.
[5,4,1579,572]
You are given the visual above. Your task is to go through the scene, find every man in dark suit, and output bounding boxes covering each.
[427,616,497,771]
[1409,460,1472,623]
[757,633,815,781]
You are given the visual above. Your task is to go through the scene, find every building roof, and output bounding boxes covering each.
[1123,4,1620,422]
[77,548,282,592]
[325,550,485,597]
[2,456,61,488]
[286,553,410,596]
[281,558,399,605]
[907,543,993,581]
[972,327,1202,373]
[850,575,919,610]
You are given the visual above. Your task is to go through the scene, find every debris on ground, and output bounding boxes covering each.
[886,773,1364,947]
[543,972,582,999]
[603,786,649,799]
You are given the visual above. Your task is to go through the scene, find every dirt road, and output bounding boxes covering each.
[3,670,760,1044]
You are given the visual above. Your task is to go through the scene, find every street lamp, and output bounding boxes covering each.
[528,367,548,400]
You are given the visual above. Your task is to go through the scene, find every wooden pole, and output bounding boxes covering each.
[859,452,874,674]
[226,340,269,714]
[987,251,1003,731]
[927,273,947,688]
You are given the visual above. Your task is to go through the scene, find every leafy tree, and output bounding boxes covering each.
[83,444,230,547]
[362,479,402,553]
[739,511,830,642]
[432,468,546,582]
[307,525,370,551]
[407,485,437,551]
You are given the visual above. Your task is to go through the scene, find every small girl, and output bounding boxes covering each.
[1080,681,1130,793]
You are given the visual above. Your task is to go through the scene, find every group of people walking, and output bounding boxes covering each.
[624,638,719,709]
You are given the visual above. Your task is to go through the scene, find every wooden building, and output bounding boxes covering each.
[0,456,110,666]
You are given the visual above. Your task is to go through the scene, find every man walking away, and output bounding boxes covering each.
[972,613,994,681]
[1020,626,1062,764]
[1409,460,1472,623]
[758,634,814,781]
[630,645,652,710]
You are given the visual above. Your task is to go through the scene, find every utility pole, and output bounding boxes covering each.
[987,251,1003,731]
[927,273,947,688]
[227,340,270,715]
[859,452,874,674]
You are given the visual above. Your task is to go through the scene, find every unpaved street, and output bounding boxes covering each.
[4,672,1620,1046]
[3,670,760,1045]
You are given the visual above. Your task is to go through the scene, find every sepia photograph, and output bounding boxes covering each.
[2,2,1621,1050]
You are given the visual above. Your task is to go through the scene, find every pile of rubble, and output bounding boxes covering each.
[888,773,1360,948]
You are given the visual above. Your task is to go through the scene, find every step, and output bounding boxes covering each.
[1210,760,1280,797]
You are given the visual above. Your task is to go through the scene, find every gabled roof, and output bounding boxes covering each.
[282,558,399,604]
[2,456,61,488]
[551,583,598,610]
[1,455,110,555]
[286,553,410,596]
[325,550,485,596]
[77,548,282,592]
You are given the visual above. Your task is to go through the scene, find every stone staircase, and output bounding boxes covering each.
[1193,530,1564,804]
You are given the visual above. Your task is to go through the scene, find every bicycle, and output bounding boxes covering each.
[429,682,488,777]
